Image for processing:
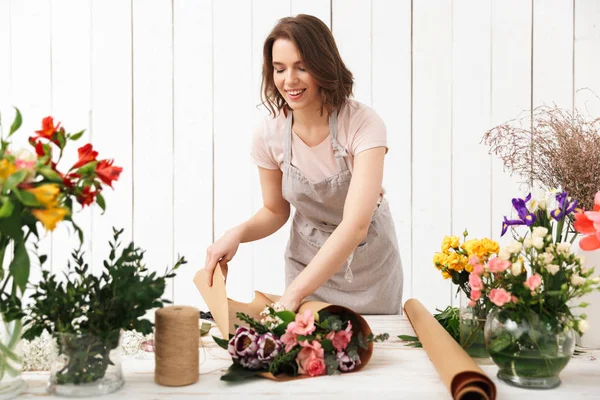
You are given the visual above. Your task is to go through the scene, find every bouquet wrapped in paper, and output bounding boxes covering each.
[194,265,387,381]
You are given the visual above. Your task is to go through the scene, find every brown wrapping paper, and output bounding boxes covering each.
[404,298,496,400]
[193,263,373,380]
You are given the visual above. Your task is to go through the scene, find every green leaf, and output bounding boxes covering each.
[0,197,14,218]
[200,322,211,336]
[488,334,512,354]
[0,202,24,240]
[8,108,22,137]
[9,240,30,293]
[220,363,264,382]
[397,335,419,342]
[69,130,85,141]
[12,189,41,207]
[321,339,334,352]
[38,167,64,183]
[213,335,229,350]
[95,192,106,212]
[275,310,295,325]
[4,170,28,192]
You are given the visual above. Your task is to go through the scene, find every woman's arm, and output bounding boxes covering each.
[280,147,387,310]
[204,166,290,286]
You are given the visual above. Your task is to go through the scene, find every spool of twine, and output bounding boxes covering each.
[154,305,200,386]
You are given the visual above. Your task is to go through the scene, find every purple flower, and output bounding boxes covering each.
[240,356,263,370]
[550,192,579,220]
[501,194,537,236]
[227,326,258,359]
[336,351,361,372]
[257,332,282,365]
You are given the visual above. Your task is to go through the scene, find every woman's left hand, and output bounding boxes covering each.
[279,290,302,312]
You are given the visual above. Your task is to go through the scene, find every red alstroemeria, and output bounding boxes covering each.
[35,116,61,140]
[72,143,98,169]
[95,159,122,188]
[574,191,600,251]
[77,186,96,207]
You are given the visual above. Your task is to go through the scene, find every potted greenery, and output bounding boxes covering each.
[22,228,186,397]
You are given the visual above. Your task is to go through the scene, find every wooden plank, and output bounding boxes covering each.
[574,0,600,116]
[213,0,254,302]
[412,0,453,311]
[450,0,492,305]
[533,0,574,109]
[90,0,133,275]
[291,0,330,27]
[49,0,93,278]
[250,0,291,296]
[332,0,371,105]
[132,0,174,300]
[372,0,412,303]
[489,0,532,246]
[0,0,10,111]
[172,0,213,308]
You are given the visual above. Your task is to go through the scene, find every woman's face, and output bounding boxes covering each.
[272,39,320,112]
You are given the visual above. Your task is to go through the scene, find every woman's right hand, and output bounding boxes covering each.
[204,229,242,287]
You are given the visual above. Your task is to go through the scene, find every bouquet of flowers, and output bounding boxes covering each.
[212,303,388,381]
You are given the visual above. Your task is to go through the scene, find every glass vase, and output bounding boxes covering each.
[48,330,124,397]
[0,315,24,400]
[484,308,575,389]
[459,291,488,358]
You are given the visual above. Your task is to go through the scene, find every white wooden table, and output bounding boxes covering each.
[19,316,600,399]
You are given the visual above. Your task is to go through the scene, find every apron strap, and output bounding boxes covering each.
[283,111,293,166]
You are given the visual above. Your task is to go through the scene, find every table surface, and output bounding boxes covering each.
[19,315,600,399]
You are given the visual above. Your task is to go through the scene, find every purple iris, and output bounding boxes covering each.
[549,192,579,220]
[501,193,537,236]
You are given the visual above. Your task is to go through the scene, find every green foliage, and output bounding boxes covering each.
[398,306,460,347]
[268,346,301,376]
[22,227,186,384]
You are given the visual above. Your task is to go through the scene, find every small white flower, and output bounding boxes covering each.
[578,255,586,265]
[532,227,548,238]
[499,248,511,261]
[14,148,36,162]
[592,277,600,284]
[532,236,545,249]
[506,241,523,254]
[545,264,560,275]
[511,261,522,276]
[579,319,590,334]
[571,274,586,286]
[538,198,547,211]
[524,238,533,248]
[545,244,555,253]
[556,243,571,255]
[581,267,590,275]
[540,252,554,264]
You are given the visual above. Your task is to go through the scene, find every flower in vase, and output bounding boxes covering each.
[501,194,537,236]
[488,257,511,273]
[489,288,512,307]
[524,274,542,291]
[574,191,600,251]
[549,192,579,220]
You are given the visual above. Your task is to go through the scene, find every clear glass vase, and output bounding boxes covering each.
[0,315,24,400]
[484,308,575,389]
[48,330,124,397]
[459,291,488,358]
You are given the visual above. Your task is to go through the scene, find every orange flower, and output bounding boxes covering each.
[76,186,96,207]
[35,116,61,140]
[73,143,98,169]
[25,184,60,207]
[574,191,600,251]
[96,159,122,188]
[31,206,68,231]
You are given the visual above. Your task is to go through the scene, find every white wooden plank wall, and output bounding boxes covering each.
[0,0,599,313]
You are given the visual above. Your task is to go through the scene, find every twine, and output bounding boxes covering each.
[154,306,200,386]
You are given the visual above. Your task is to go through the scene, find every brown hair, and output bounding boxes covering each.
[261,14,354,117]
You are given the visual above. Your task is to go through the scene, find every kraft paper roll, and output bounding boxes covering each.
[154,305,200,386]
[404,298,496,400]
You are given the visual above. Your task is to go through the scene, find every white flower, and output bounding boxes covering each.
[592,277,600,284]
[581,267,590,275]
[578,255,586,265]
[524,238,533,248]
[506,241,523,254]
[15,148,36,162]
[545,244,555,253]
[556,243,571,255]
[579,319,590,334]
[532,236,545,249]
[511,261,522,276]
[499,248,511,261]
[545,264,560,275]
[532,227,548,238]
[540,252,554,264]
[571,274,586,286]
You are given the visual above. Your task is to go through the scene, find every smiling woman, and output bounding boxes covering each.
[203,14,404,315]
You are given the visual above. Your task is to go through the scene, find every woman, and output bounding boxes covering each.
[204,14,403,314]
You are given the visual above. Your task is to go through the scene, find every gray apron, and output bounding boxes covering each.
[283,109,403,314]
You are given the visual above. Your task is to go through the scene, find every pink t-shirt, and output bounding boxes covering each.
[250,100,388,183]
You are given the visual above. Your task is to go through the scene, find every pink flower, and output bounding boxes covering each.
[489,288,512,307]
[296,341,326,376]
[470,289,481,301]
[473,264,484,275]
[524,274,542,291]
[332,330,352,352]
[289,310,316,336]
[488,257,511,273]
[468,255,481,266]
[468,300,476,307]
[511,295,518,304]
[281,327,298,353]
[468,273,483,291]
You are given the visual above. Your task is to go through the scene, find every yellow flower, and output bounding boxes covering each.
[433,252,447,268]
[0,159,16,180]
[442,270,451,279]
[446,253,467,272]
[32,207,68,231]
[481,238,499,255]
[26,184,61,207]
[442,235,460,253]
